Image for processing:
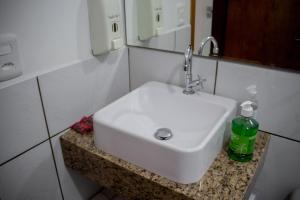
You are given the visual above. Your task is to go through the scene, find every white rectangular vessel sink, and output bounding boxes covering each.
[94,81,236,184]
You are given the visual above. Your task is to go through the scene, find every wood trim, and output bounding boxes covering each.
[211,0,229,56]
[190,0,196,50]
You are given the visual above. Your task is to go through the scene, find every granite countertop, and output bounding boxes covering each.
[61,130,270,200]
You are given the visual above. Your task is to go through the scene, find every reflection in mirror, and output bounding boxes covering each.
[125,0,215,55]
[193,0,214,56]
[125,0,191,52]
[125,0,300,70]
[211,0,300,70]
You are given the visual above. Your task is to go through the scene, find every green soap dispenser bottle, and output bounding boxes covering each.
[228,101,259,162]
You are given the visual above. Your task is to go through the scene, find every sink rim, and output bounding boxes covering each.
[93,81,236,153]
[93,81,237,184]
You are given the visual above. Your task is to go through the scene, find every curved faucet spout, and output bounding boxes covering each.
[184,45,193,66]
[198,36,219,56]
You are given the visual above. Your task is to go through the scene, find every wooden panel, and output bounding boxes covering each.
[211,0,229,56]
[190,0,196,50]
[224,0,270,64]
[213,0,300,70]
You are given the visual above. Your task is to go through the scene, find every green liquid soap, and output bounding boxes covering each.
[228,101,259,162]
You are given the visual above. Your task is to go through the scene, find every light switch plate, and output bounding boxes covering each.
[0,34,22,82]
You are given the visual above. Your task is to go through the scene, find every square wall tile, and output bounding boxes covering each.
[0,141,62,200]
[254,136,300,200]
[129,47,216,94]
[51,130,100,200]
[0,78,48,164]
[216,61,300,140]
[38,47,129,136]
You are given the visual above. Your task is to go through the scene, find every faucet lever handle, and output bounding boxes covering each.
[196,74,207,89]
[183,64,188,71]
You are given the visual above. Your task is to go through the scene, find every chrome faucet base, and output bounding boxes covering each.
[183,45,206,95]
[183,88,195,95]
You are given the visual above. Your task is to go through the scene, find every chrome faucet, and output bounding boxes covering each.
[198,36,219,56]
[183,45,206,95]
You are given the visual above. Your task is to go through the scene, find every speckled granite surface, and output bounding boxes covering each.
[61,130,270,200]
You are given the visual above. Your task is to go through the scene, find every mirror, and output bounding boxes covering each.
[125,0,191,53]
[125,0,300,71]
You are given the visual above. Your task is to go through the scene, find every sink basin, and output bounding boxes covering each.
[93,81,236,184]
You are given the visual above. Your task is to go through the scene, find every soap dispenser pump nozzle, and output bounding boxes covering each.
[240,101,254,117]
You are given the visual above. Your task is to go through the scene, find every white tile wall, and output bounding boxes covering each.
[129,48,300,199]
[0,78,48,164]
[254,136,300,200]
[129,47,216,94]
[0,141,62,200]
[0,34,299,200]
[38,47,129,136]
[0,0,92,76]
[0,1,128,199]
[51,130,100,200]
[216,61,300,140]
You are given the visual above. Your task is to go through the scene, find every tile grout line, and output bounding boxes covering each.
[1,127,296,169]
[50,127,70,139]
[123,0,128,48]
[213,60,219,95]
[0,138,49,167]
[48,139,65,200]
[262,130,300,143]
[0,127,72,167]
[36,77,65,200]
[128,47,132,91]
[123,0,131,92]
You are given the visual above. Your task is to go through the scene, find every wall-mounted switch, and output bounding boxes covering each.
[0,34,22,82]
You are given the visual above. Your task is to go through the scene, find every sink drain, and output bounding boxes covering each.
[154,128,173,140]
